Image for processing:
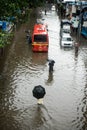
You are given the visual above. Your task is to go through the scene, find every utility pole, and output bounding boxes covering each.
[78,0,82,42]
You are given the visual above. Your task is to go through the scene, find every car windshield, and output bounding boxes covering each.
[62,37,72,41]
[62,29,70,33]
[63,30,69,33]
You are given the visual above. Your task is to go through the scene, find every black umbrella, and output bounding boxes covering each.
[47,59,55,72]
[32,85,46,99]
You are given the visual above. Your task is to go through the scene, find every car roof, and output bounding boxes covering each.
[63,25,70,28]
[62,34,71,38]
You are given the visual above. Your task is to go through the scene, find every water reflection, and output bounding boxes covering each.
[31,52,48,65]
[29,105,50,129]
[71,47,87,130]
[81,83,87,130]
[0,105,21,130]
[71,83,87,130]
[45,71,54,85]
[18,104,52,130]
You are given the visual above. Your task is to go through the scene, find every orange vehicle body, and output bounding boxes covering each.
[32,24,49,52]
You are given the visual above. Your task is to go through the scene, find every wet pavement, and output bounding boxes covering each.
[0,7,87,130]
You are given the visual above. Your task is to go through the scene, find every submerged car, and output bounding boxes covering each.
[60,34,74,48]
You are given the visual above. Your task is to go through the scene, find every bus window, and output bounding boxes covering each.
[34,35,47,42]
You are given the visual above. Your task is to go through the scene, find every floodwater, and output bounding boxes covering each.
[0,7,87,130]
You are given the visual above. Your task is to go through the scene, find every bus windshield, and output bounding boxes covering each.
[34,35,47,42]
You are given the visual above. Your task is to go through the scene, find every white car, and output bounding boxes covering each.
[60,29,70,37]
[60,34,74,48]
[51,5,55,11]
[62,24,71,33]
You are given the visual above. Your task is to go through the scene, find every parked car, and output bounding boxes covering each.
[60,19,71,35]
[61,19,71,28]
[60,29,70,37]
[51,5,56,11]
[60,33,74,48]
[62,24,71,33]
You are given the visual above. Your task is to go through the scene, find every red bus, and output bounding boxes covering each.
[32,24,49,52]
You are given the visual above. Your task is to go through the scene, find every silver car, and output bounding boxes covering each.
[60,34,74,48]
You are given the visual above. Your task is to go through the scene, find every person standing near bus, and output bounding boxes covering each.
[45,9,47,15]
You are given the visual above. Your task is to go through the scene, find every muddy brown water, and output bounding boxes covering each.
[0,7,87,130]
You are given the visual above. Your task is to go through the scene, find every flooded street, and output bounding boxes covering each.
[0,7,87,130]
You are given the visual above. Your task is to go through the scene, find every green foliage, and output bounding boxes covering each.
[0,0,45,18]
[0,0,45,48]
[0,32,13,48]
